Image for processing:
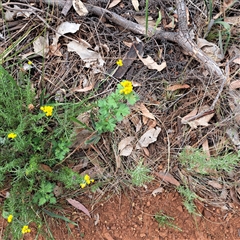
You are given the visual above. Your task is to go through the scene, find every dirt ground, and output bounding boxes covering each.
[54,186,240,240]
[2,184,240,239]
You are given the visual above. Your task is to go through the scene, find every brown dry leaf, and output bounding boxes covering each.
[138,54,167,72]
[53,185,63,197]
[132,81,142,87]
[39,164,52,172]
[52,22,81,47]
[118,136,135,156]
[142,147,150,156]
[5,5,35,21]
[108,0,121,8]
[224,16,240,25]
[142,116,149,125]
[207,180,223,189]
[166,84,190,91]
[136,127,161,149]
[157,172,180,186]
[181,105,215,129]
[130,115,142,132]
[131,0,139,11]
[33,35,49,57]
[165,16,175,29]
[72,0,88,16]
[72,84,94,93]
[223,0,236,12]
[147,119,157,129]
[67,41,105,68]
[139,103,155,120]
[134,16,157,29]
[197,38,224,62]
[233,58,240,65]
[229,80,240,90]
[202,139,210,158]
[67,198,91,217]
[152,187,164,197]
[181,108,198,121]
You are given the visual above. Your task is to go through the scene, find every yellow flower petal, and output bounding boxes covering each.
[116,59,123,67]
[7,215,13,223]
[8,133,17,139]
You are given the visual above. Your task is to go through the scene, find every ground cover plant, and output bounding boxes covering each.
[1,0,240,239]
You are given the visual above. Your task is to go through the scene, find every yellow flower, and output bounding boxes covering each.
[80,183,86,189]
[40,106,54,117]
[8,133,17,139]
[84,174,91,184]
[7,215,13,223]
[28,60,33,65]
[120,80,133,95]
[22,225,31,234]
[116,59,123,67]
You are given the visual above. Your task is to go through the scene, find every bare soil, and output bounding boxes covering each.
[2,184,240,239]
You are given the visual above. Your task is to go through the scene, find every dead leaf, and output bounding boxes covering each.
[72,0,88,16]
[157,172,180,186]
[181,105,215,129]
[72,84,94,93]
[118,136,135,156]
[53,185,63,197]
[233,58,240,65]
[67,198,91,217]
[131,0,139,11]
[136,127,161,149]
[52,22,81,47]
[152,187,164,197]
[134,16,158,29]
[202,139,210,158]
[130,115,142,132]
[5,5,35,21]
[138,54,167,72]
[229,80,240,90]
[197,38,224,62]
[39,164,52,172]
[207,180,223,189]
[108,0,121,8]
[165,16,175,29]
[224,16,240,25]
[67,41,105,67]
[166,84,190,91]
[147,119,157,129]
[33,35,49,57]
[139,103,155,120]
[223,0,236,12]
[132,81,142,87]
[226,127,240,147]
[142,147,150,156]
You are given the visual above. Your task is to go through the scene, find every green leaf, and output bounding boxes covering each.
[50,197,57,204]
[39,197,47,206]
[43,209,78,226]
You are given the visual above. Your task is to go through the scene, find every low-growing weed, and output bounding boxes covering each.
[0,62,138,239]
[154,211,182,231]
[0,64,94,239]
[177,186,198,215]
[179,147,240,174]
[129,160,154,187]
